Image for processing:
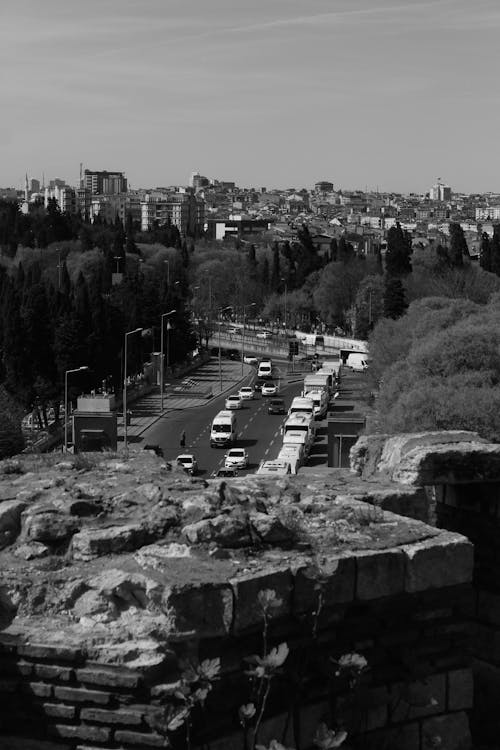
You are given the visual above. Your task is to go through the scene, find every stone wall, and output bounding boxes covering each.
[0,451,475,750]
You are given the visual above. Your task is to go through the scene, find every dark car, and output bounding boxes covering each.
[213,467,239,478]
[268,398,286,415]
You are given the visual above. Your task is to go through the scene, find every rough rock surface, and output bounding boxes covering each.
[0,447,473,662]
[351,431,500,485]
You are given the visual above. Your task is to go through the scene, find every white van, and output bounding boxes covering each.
[210,410,238,447]
[347,352,368,372]
[257,359,273,379]
[303,372,332,397]
[277,444,303,474]
[303,389,328,419]
[256,460,291,476]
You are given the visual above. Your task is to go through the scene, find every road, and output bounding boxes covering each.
[141,363,307,478]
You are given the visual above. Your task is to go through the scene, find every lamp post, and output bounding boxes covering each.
[114,256,122,274]
[160,310,176,411]
[123,327,143,451]
[218,306,232,392]
[64,366,88,454]
[281,277,288,334]
[164,259,170,287]
[241,302,256,374]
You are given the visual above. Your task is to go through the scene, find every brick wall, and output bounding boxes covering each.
[0,532,474,750]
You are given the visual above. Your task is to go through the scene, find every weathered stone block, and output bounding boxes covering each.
[76,666,141,689]
[421,711,471,750]
[0,739,71,750]
[294,555,355,612]
[43,703,76,720]
[49,724,110,742]
[403,532,473,593]
[362,721,420,750]
[80,707,143,725]
[162,582,233,638]
[356,549,405,600]
[0,500,27,548]
[18,643,82,662]
[34,664,73,681]
[477,590,500,626]
[70,523,147,561]
[114,730,168,747]
[230,567,292,632]
[448,668,474,711]
[53,686,111,705]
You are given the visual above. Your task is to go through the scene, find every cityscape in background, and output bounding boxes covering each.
[3,169,500,258]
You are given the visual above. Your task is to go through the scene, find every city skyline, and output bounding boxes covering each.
[1,0,499,193]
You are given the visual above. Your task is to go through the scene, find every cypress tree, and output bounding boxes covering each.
[385,223,412,276]
[383,276,407,320]
[491,227,500,277]
[479,232,492,272]
[271,244,280,290]
[448,222,469,267]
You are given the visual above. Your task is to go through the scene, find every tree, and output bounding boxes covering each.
[353,275,385,338]
[491,227,500,277]
[448,222,469,268]
[480,232,491,272]
[383,276,407,320]
[271,243,281,291]
[385,223,412,277]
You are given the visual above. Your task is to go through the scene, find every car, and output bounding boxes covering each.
[243,355,258,366]
[225,394,242,410]
[176,454,198,475]
[212,467,239,478]
[143,444,164,457]
[253,377,268,392]
[268,398,286,415]
[261,382,278,397]
[256,330,273,339]
[228,327,239,335]
[238,386,254,401]
[224,447,249,469]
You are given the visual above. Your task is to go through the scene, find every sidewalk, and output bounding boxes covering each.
[118,359,253,443]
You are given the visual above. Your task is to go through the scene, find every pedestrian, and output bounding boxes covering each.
[180,430,186,449]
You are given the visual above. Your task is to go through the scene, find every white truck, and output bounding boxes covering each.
[257,359,273,379]
[210,410,238,447]
[277,443,304,474]
[282,413,315,452]
[303,388,328,419]
[256,460,291,476]
[288,396,315,419]
[303,371,332,396]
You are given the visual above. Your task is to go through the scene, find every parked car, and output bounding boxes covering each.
[176,454,198,475]
[256,330,273,339]
[268,398,286,415]
[224,447,249,469]
[212,467,239,478]
[243,355,258,366]
[261,382,278,397]
[238,386,254,401]
[225,394,242,410]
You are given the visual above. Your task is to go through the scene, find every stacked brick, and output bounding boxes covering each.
[0,529,473,750]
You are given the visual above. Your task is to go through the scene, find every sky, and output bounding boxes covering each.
[0,0,499,194]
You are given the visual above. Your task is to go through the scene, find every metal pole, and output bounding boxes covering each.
[160,316,165,411]
[241,312,245,375]
[218,317,222,392]
[123,328,143,451]
[64,371,68,454]
[123,333,128,450]
[160,310,176,411]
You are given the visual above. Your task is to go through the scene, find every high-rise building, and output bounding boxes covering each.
[84,170,127,195]
[430,181,452,202]
[141,191,204,236]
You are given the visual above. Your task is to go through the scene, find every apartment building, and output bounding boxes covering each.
[140,191,204,236]
[84,170,127,195]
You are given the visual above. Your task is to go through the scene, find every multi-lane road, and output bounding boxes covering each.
[140,364,317,477]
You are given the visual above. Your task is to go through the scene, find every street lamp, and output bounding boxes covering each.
[241,302,256,374]
[218,306,232,392]
[64,366,88,454]
[281,277,288,334]
[123,327,143,451]
[114,256,122,274]
[164,259,170,287]
[160,310,176,411]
